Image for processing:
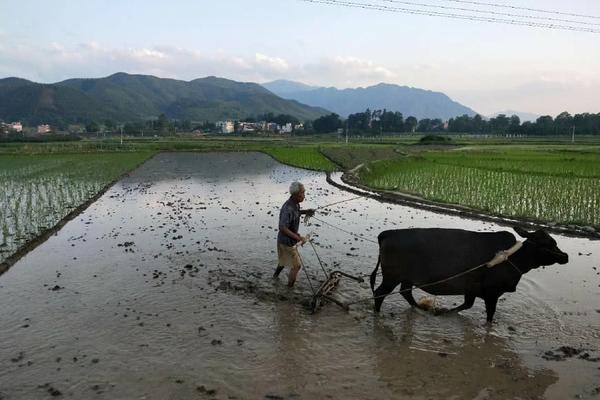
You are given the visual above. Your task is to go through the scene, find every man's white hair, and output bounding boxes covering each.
[289,181,304,195]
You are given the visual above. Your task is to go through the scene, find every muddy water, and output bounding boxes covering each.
[0,152,598,400]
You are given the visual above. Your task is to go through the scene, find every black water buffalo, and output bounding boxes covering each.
[370,227,568,322]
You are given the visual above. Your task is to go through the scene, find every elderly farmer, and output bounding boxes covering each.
[273,181,316,287]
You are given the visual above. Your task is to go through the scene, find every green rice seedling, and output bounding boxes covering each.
[262,146,338,172]
[359,151,600,228]
[0,152,154,264]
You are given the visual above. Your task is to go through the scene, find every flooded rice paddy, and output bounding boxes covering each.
[0,153,151,265]
[0,152,599,399]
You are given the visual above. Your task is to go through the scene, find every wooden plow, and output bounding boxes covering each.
[309,270,364,313]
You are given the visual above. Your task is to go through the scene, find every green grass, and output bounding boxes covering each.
[320,145,404,170]
[0,138,340,172]
[358,148,600,228]
[424,148,600,178]
[0,152,154,263]
[262,146,338,172]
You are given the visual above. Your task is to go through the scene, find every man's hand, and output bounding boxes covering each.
[305,209,316,217]
[298,235,307,246]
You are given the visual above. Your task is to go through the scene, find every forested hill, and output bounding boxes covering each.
[0,73,328,125]
[262,81,477,120]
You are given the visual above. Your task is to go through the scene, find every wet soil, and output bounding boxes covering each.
[0,152,598,399]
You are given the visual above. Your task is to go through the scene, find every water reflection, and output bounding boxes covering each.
[370,315,557,399]
[0,152,597,399]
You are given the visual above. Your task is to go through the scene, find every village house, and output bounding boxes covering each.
[238,122,258,133]
[215,121,235,134]
[37,124,51,134]
[280,123,293,134]
[256,121,267,131]
[266,122,279,132]
[10,122,23,133]
[1,121,24,134]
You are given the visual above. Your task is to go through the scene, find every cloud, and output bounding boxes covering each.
[0,39,396,88]
[296,56,396,87]
[255,53,289,72]
[451,77,600,116]
[0,40,267,82]
[0,38,597,115]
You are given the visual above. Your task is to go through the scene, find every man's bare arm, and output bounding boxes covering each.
[300,209,316,216]
[280,226,304,243]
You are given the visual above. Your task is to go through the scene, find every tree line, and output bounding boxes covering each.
[448,112,600,135]
[309,110,600,135]
[82,112,304,135]
[59,109,600,136]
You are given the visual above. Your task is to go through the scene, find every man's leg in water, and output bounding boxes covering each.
[273,265,284,278]
[287,249,302,287]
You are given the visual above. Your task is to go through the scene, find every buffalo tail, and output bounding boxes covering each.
[369,255,381,293]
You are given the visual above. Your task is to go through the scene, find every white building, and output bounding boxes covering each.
[37,124,51,134]
[280,123,293,134]
[266,122,278,132]
[10,122,23,132]
[215,121,235,134]
[238,122,257,133]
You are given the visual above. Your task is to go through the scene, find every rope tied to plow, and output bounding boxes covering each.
[301,211,526,308]
[303,195,363,225]
[345,243,525,306]
[297,195,527,310]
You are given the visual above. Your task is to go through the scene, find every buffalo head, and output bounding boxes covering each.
[514,226,569,266]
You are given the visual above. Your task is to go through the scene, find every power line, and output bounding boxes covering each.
[298,0,600,33]
[437,0,600,20]
[379,0,600,26]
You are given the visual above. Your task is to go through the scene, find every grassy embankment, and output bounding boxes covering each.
[0,152,154,263]
[0,137,342,172]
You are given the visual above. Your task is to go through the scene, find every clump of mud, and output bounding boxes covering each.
[542,346,600,362]
[207,267,320,310]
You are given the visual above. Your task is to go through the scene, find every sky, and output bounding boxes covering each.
[1,0,599,115]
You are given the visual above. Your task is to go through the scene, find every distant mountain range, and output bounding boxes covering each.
[262,80,320,95]
[489,110,541,123]
[262,80,477,120]
[0,73,328,125]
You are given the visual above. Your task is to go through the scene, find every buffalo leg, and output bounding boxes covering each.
[435,294,476,315]
[374,282,398,313]
[399,282,419,308]
[450,294,476,313]
[484,295,499,323]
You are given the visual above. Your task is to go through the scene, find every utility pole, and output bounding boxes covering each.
[571,125,575,143]
[345,121,349,145]
[120,125,123,145]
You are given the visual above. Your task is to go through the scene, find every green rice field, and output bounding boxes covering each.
[1,138,599,266]
[321,145,405,169]
[357,148,600,228]
[0,152,154,263]
[262,146,338,172]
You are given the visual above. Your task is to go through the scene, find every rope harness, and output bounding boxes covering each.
[295,197,526,312]
[346,242,524,306]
